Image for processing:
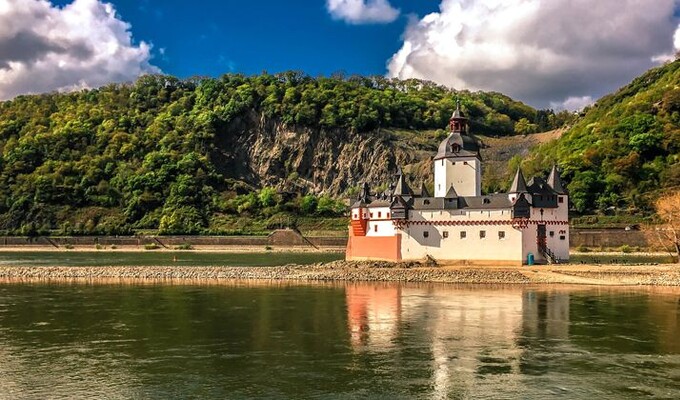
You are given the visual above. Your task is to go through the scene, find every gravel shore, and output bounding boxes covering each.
[1,260,680,286]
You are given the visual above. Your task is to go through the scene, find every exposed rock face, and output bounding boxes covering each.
[211,111,432,195]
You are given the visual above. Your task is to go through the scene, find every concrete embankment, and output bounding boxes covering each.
[1,261,680,286]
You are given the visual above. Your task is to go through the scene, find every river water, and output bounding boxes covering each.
[0,282,678,399]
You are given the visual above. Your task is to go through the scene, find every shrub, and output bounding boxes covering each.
[175,243,193,250]
[265,245,273,250]
[576,245,590,253]
[110,245,117,250]
[619,244,633,253]
[95,244,103,250]
[64,243,74,250]
[144,243,160,250]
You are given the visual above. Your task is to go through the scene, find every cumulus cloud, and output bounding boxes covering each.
[0,0,159,100]
[550,96,593,112]
[387,0,679,109]
[326,0,399,24]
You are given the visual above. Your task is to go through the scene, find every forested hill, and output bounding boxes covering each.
[0,73,562,235]
[523,59,680,215]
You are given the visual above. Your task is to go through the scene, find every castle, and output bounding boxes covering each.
[346,103,569,265]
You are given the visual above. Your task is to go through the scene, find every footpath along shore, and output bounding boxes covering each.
[1,261,680,286]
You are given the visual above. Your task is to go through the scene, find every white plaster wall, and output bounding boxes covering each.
[528,201,569,261]
[399,209,522,262]
[522,224,539,263]
[366,206,395,237]
[434,157,481,197]
[366,220,396,237]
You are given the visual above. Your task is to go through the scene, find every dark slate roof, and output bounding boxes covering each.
[451,99,466,119]
[350,182,373,208]
[445,185,458,198]
[509,168,527,193]
[406,193,513,211]
[411,197,458,210]
[393,168,413,196]
[457,194,513,210]
[547,165,567,194]
[367,200,391,208]
[434,132,480,160]
[390,195,409,209]
[527,177,558,195]
[420,183,431,198]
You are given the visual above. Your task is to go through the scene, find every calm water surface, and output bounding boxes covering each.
[0,282,679,399]
[0,251,343,267]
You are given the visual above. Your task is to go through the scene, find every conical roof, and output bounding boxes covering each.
[509,168,527,193]
[420,182,430,198]
[451,99,466,119]
[444,185,458,199]
[547,164,566,194]
[393,167,412,196]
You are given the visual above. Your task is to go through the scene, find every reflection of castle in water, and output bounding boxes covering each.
[345,284,571,397]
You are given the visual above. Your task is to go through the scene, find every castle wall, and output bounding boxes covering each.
[399,209,523,265]
[346,235,401,261]
[366,207,395,237]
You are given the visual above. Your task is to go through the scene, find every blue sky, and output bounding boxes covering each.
[52,0,437,79]
[1,1,679,108]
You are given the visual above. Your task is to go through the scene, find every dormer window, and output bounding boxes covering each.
[451,143,461,153]
[483,198,491,204]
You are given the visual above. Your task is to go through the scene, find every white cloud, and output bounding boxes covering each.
[550,96,593,112]
[387,0,679,108]
[0,0,159,100]
[326,0,399,24]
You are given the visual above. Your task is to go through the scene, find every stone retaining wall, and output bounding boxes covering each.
[0,228,667,250]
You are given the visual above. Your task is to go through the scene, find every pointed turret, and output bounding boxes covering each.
[444,185,458,199]
[393,167,413,196]
[509,168,527,193]
[420,182,430,198]
[547,164,566,194]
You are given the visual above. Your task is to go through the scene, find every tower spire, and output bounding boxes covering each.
[547,164,566,194]
[509,168,527,193]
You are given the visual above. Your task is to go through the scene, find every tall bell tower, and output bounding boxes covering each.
[433,101,481,197]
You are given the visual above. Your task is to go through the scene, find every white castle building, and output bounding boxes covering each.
[346,104,569,265]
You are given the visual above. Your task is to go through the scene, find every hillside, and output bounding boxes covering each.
[0,73,556,235]
[523,60,680,215]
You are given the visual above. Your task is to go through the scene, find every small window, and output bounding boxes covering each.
[558,197,564,203]
[549,231,555,237]
[353,214,357,219]
[424,200,430,205]
[560,235,566,240]
[498,231,506,240]
[480,230,486,239]
[378,211,382,218]
[387,213,390,218]
[460,231,467,239]
[443,231,449,238]
[370,213,373,218]
[424,231,429,238]
[463,161,468,165]
[374,225,378,232]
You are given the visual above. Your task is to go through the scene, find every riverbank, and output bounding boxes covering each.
[1,261,679,286]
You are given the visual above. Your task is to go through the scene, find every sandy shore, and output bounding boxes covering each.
[0,261,679,286]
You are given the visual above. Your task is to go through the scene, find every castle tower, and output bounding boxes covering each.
[434,101,481,197]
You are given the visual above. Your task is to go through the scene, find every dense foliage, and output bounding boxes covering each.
[0,73,552,235]
[522,60,680,215]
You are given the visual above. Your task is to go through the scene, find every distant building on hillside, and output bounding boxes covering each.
[346,102,569,265]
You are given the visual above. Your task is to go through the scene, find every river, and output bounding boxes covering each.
[0,282,678,399]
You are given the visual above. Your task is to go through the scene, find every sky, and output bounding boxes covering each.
[1,0,680,110]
